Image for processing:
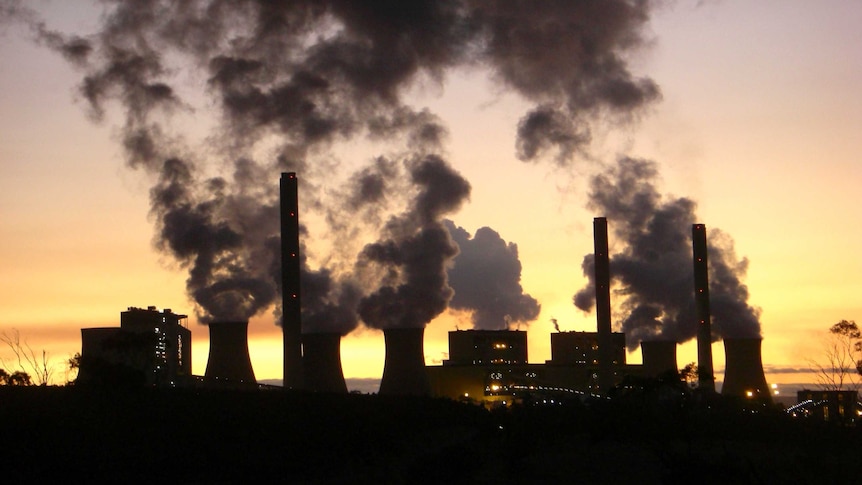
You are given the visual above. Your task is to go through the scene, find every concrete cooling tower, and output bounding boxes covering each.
[204,321,257,389]
[302,332,347,393]
[379,327,431,396]
[640,340,678,378]
[721,337,771,403]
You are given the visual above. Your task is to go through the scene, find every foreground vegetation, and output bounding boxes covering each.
[2,386,860,483]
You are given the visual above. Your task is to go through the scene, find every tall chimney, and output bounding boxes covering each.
[692,223,715,392]
[594,217,614,393]
[302,332,347,393]
[379,327,430,396]
[722,338,771,403]
[204,321,257,389]
[281,172,303,389]
[640,340,678,378]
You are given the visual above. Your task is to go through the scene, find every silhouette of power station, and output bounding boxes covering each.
[79,174,771,403]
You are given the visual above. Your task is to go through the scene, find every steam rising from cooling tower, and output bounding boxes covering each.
[8,1,665,329]
[574,158,762,350]
[444,220,540,330]
[357,156,470,331]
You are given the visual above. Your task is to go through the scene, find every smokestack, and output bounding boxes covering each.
[301,332,347,393]
[692,223,715,392]
[594,217,614,393]
[379,327,430,396]
[204,321,256,388]
[640,340,678,378]
[281,172,303,389]
[722,338,771,403]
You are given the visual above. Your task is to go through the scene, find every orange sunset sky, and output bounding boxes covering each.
[1,1,861,387]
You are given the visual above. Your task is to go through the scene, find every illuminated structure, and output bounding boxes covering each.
[79,306,191,386]
[793,390,859,423]
[428,329,631,407]
[549,331,625,366]
[444,330,528,365]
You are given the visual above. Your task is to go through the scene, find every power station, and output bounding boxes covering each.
[77,174,776,407]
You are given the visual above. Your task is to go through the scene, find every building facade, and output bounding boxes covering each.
[80,306,191,386]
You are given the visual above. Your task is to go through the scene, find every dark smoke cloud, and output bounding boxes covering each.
[573,157,761,350]
[444,220,540,330]
[299,262,361,336]
[358,156,470,329]
[14,1,661,324]
[150,158,280,322]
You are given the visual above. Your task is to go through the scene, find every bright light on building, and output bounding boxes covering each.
[746,390,754,398]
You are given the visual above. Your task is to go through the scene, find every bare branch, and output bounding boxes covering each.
[808,320,862,391]
[0,329,55,385]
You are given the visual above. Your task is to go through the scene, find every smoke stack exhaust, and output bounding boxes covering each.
[692,223,716,392]
[640,340,678,378]
[379,328,431,396]
[302,332,348,393]
[594,217,614,393]
[722,338,771,402]
[281,172,303,389]
[204,321,257,388]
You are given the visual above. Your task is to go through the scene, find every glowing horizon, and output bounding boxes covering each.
[2,1,862,388]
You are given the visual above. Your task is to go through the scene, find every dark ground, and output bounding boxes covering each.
[1,387,860,484]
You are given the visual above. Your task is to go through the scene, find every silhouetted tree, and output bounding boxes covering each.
[66,352,82,384]
[7,370,33,386]
[808,320,861,391]
[0,329,53,385]
[680,362,698,388]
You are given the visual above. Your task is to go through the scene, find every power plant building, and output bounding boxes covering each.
[428,329,634,407]
[79,306,192,386]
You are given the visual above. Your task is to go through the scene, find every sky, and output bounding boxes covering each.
[1,0,861,388]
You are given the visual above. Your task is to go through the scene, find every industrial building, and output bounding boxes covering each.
[425,220,772,407]
[79,306,192,386]
[428,329,634,406]
[791,390,861,423]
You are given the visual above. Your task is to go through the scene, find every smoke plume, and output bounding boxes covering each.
[12,1,662,324]
[573,157,761,349]
[357,156,470,329]
[444,220,540,329]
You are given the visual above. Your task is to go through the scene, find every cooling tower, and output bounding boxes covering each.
[281,172,303,389]
[640,340,678,378]
[379,327,431,396]
[692,223,716,391]
[721,337,771,403]
[594,217,614,394]
[204,321,257,389]
[302,332,347,393]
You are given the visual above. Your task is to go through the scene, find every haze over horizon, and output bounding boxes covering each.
[1,0,861,387]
